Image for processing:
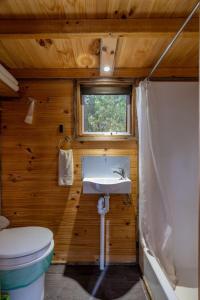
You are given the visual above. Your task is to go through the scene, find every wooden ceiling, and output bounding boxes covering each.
[0,0,199,79]
[0,0,198,19]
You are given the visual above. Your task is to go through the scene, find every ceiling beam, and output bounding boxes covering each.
[100,37,118,76]
[0,18,198,39]
[9,68,198,79]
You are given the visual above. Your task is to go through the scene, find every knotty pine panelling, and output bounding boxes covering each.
[1,80,138,263]
[0,0,198,19]
[0,35,198,70]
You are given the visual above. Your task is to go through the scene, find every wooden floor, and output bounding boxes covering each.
[45,264,149,300]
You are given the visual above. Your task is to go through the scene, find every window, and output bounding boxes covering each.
[76,81,135,140]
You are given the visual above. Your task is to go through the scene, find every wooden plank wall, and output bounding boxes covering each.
[0,80,138,264]
[0,80,19,97]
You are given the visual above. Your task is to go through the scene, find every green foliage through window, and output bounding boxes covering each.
[83,94,129,133]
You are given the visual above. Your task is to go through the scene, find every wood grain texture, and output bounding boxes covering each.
[160,36,199,67]
[10,67,199,79]
[0,1,198,78]
[0,18,198,39]
[0,79,19,97]
[0,39,99,69]
[116,35,199,68]
[1,79,138,263]
[0,33,198,70]
[0,0,198,19]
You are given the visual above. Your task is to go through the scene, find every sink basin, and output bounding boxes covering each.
[83,177,131,194]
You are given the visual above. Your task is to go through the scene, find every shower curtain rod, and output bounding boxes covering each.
[147,1,200,79]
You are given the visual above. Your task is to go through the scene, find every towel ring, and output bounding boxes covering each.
[58,136,72,149]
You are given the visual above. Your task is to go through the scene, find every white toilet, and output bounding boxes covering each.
[0,226,54,300]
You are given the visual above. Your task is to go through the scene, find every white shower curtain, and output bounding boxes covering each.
[136,80,198,287]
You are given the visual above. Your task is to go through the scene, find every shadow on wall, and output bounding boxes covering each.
[58,192,135,264]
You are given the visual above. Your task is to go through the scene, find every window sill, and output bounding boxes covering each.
[75,135,136,142]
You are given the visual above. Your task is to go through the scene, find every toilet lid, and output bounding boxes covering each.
[0,226,53,258]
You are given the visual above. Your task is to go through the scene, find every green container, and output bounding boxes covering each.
[0,251,53,291]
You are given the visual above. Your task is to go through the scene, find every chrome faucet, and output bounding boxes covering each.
[113,168,126,179]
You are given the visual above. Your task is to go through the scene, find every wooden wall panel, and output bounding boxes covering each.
[1,80,138,264]
[0,79,19,97]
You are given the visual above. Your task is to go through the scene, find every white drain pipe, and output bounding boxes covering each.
[97,195,110,271]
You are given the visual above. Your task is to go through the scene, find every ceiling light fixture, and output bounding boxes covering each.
[103,66,111,72]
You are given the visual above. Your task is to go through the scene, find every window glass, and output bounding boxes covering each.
[82,94,130,135]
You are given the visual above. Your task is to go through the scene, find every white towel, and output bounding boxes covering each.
[24,98,35,124]
[58,149,74,186]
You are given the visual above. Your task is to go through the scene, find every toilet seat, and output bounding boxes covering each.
[0,226,54,270]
